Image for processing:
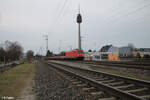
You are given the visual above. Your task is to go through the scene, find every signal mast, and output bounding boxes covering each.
[76,6,82,49]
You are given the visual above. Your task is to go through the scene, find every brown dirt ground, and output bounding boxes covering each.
[16,75,35,100]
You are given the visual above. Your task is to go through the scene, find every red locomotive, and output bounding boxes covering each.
[65,49,84,60]
[45,49,84,60]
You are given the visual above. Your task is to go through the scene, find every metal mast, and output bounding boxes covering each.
[76,6,82,49]
[43,35,48,52]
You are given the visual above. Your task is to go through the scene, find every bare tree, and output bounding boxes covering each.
[46,50,53,57]
[26,50,34,61]
[5,41,23,61]
[3,41,23,62]
[0,47,6,62]
[0,41,23,62]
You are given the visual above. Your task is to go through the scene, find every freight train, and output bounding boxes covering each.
[45,49,84,60]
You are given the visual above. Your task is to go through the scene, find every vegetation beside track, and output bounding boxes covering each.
[0,62,36,99]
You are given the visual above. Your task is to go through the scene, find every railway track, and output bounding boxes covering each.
[64,60,150,70]
[81,60,150,66]
[45,61,150,100]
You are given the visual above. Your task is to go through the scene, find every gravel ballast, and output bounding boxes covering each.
[35,61,94,100]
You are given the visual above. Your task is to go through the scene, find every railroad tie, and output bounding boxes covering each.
[95,78,109,81]
[115,84,134,89]
[98,97,116,100]
[67,85,74,88]
[124,87,148,93]
[72,81,82,84]
[109,81,124,86]
[90,91,104,96]
[93,77,101,79]
[69,79,78,82]
[100,79,115,83]
[64,77,72,80]
[93,76,103,79]
[82,87,95,92]
[76,84,87,87]
[141,94,150,99]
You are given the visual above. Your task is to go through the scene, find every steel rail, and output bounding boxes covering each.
[76,60,150,66]
[64,60,150,70]
[45,61,148,100]
[49,61,150,88]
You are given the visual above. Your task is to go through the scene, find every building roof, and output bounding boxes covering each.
[100,45,112,52]
[135,48,150,52]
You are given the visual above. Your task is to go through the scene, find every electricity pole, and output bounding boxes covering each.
[43,35,48,52]
[59,40,62,52]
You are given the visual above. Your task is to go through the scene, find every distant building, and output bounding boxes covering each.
[118,47,133,57]
[84,52,93,61]
[100,45,112,52]
[134,48,150,58]
[136,48,150,53]
[91,52,101,61]
[100,45,119,53]
[84,45,119,61]
[85,45,150,61]
[84,52,105,61]
[99,45,119,61]
[108,46,119,53]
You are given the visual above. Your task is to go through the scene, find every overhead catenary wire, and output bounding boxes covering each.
[55,0,65,12]
[50,0,69,33]
[108,0,150,23]
[110,0,148,18]
[95,0,149,24]
[50,0,150,51]
[56,0,72,25]
[55,0,68,23]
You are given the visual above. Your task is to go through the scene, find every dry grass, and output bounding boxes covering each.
[0,62,36,99]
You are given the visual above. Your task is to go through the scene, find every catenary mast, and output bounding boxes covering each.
[43,35,48,52]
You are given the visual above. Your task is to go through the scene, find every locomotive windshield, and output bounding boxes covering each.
[77,50,83,53]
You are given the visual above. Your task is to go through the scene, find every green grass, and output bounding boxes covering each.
[0,62,36,99]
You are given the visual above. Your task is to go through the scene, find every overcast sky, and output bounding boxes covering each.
[0,0,150,54]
